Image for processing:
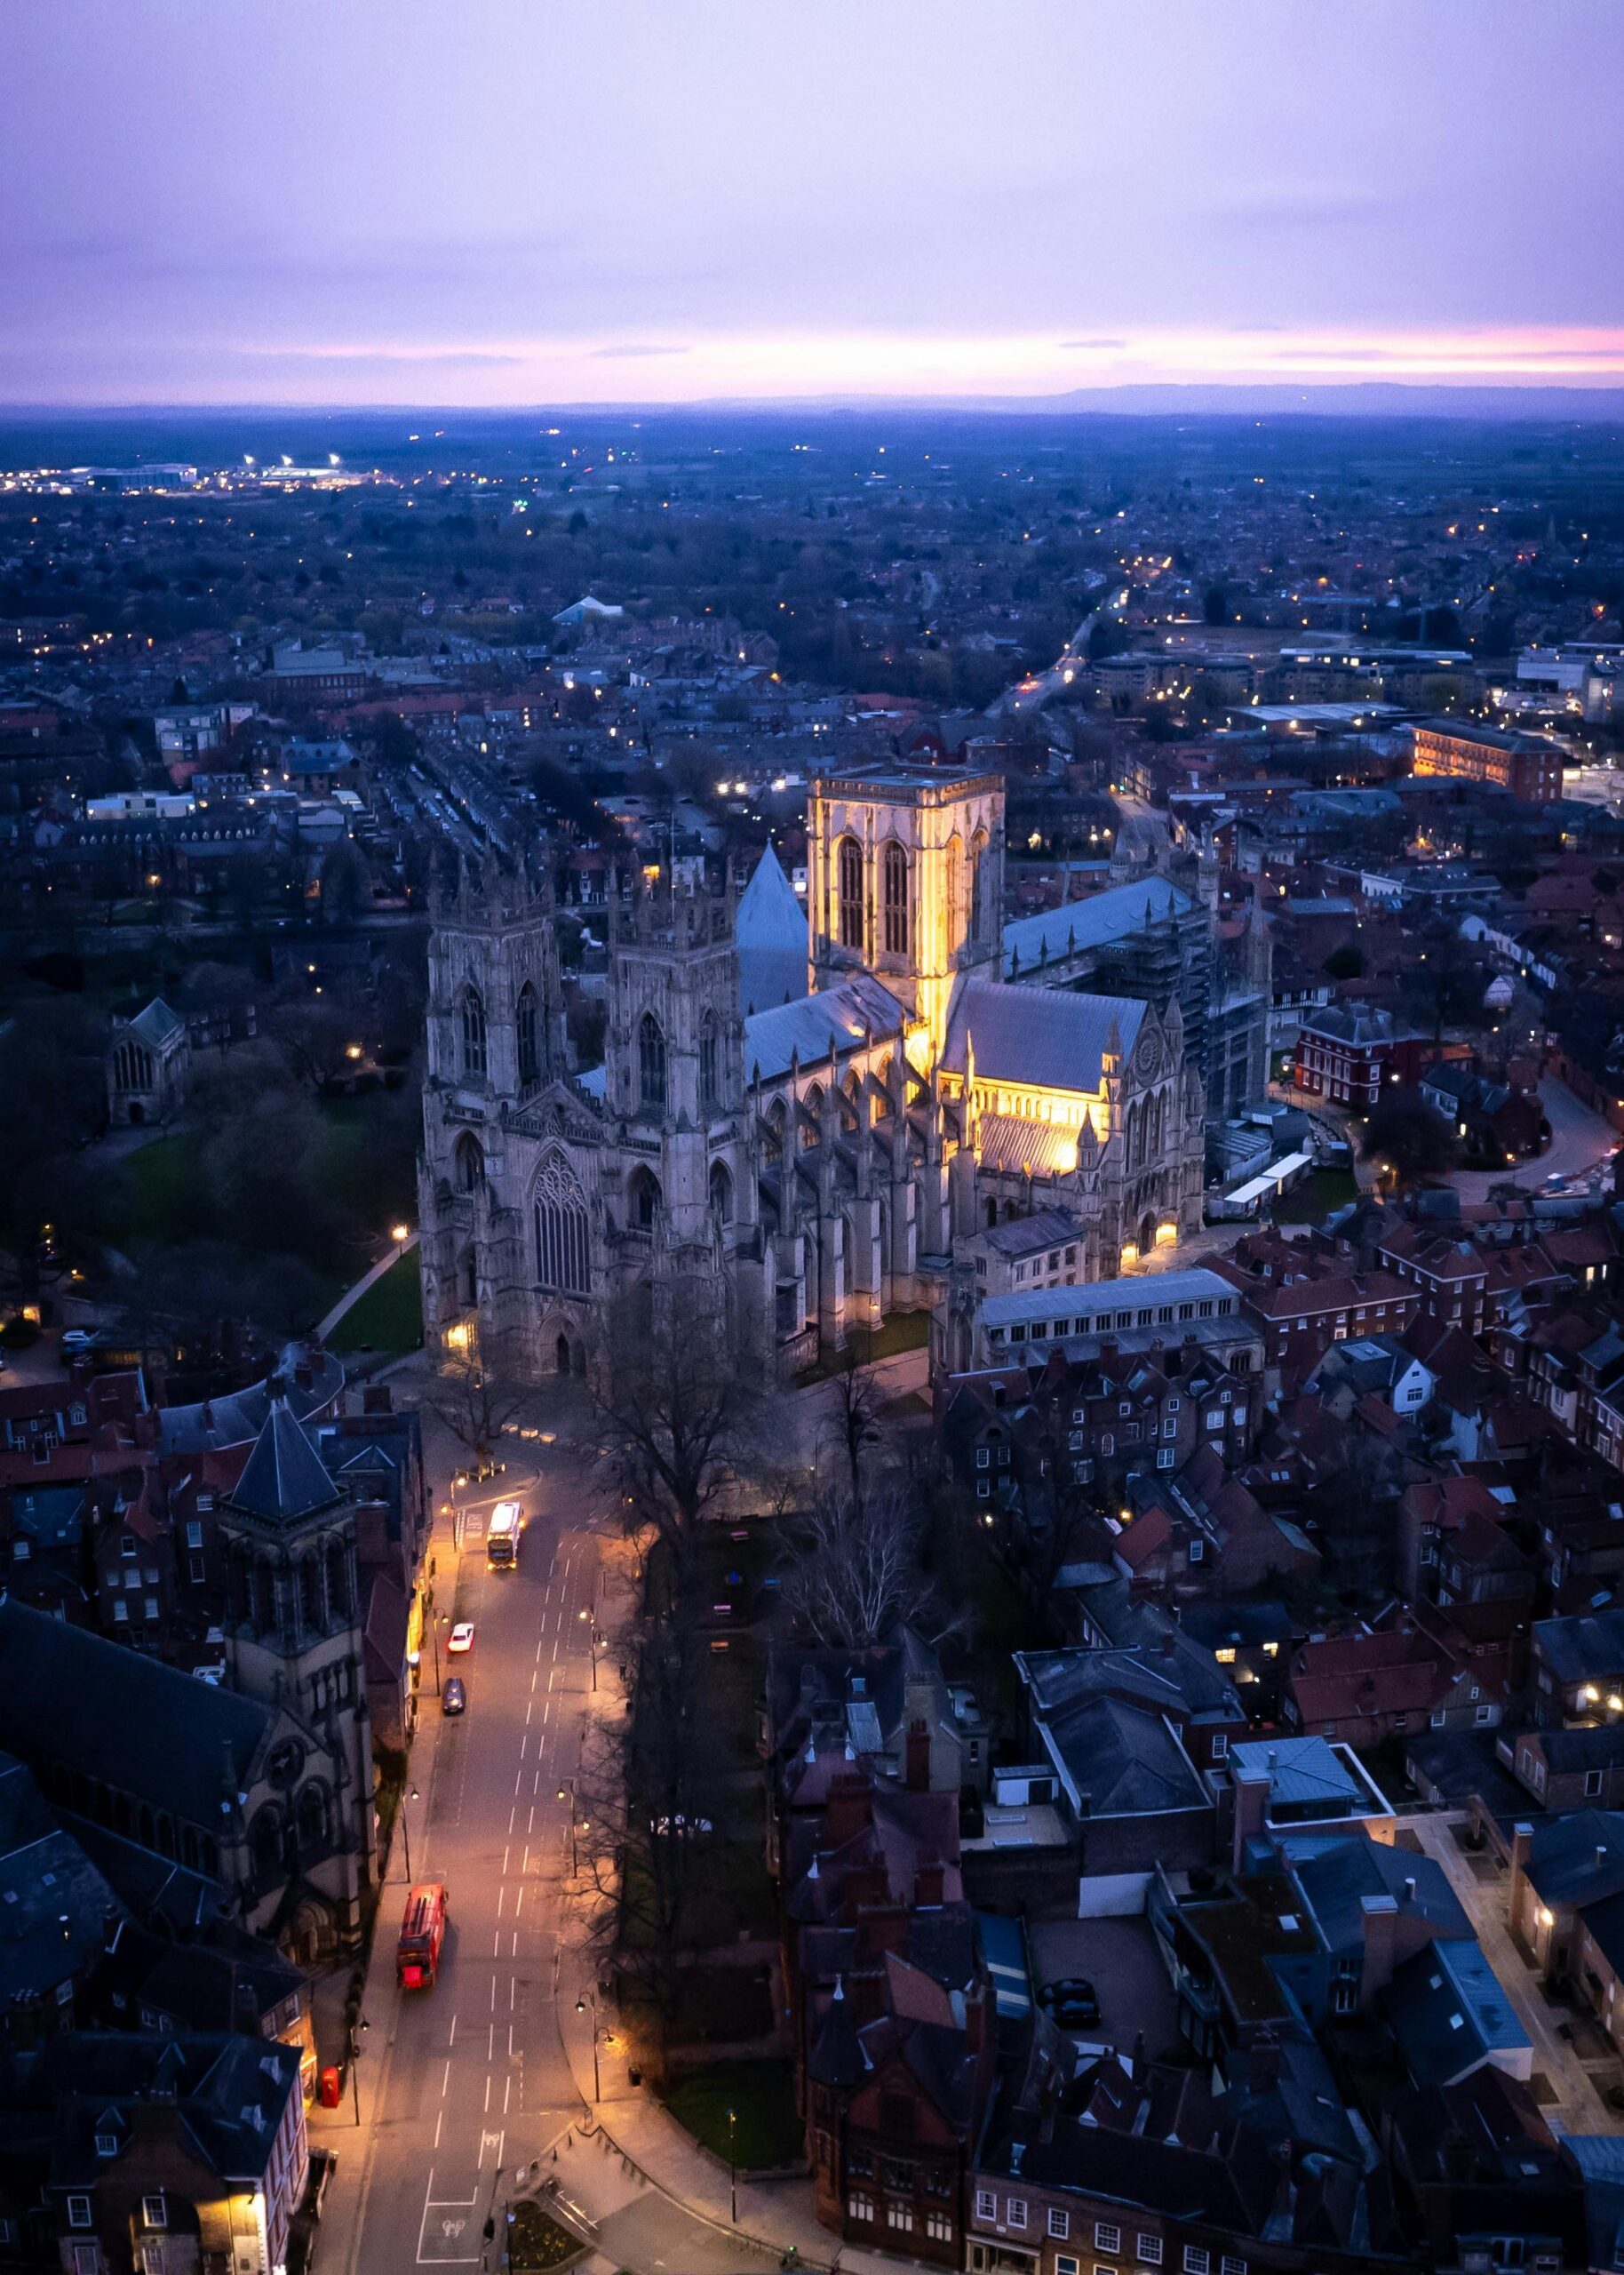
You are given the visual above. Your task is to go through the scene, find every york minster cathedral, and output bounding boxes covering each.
[416,762,1268,1380]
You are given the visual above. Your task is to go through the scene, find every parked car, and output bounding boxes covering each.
[448,1623,475,1654]
[60,1329,95,1353]
[1039,1976,1099,2027]
[442,1676,467,1716]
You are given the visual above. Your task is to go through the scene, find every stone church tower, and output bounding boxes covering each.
[219,1402,377,1957]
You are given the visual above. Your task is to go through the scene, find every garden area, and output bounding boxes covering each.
[1270,1165,1358,1224]
[99,1083,422,1342]
[664,2058,804,2173]
[328,1247,424,1355]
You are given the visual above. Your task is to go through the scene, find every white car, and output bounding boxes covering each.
[447,1622,476,1655]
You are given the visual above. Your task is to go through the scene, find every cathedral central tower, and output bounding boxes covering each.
[807,764,1005,1062]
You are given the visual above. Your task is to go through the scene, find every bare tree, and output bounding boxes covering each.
[592,1270,755,1569]
[820,1331,886,1508]
[569,1616,721,2079]
[782,1481,951,1650]
[429,1334,527,1479]
[269,984,370,1093]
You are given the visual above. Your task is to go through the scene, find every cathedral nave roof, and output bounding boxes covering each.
[744,973,907,1085]
[943,978,1146,1098]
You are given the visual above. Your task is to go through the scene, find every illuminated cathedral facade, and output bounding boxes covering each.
[417,763,1207,1381]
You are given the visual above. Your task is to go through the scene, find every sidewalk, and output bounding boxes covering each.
[301,1472,474,2275]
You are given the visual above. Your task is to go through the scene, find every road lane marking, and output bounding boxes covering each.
[504,2074,512,2113]
[441,2061,450,2096]
[497,1886,505,1918]
[488,2024,494,2059]
[492,1933,501,1957]
[501,1846,509,1873]
[484,2075,491,2111]
[448,2012,457,2046]
[513,1886,523,1917]
[479,2128,504,2170]
[434,2109,442,2148]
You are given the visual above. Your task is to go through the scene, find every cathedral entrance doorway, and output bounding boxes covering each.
[555,1333,570,1375]
[1138,1209,1158,1257]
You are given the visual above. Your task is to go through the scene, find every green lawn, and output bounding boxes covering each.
[121,1134,199,1244]
[329,1249,424,1353]
[664,2059,804,2172]
[794,1308,930,1385]
[1271,1167,1358,1224]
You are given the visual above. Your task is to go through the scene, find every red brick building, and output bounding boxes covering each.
[1411,718,1566,805]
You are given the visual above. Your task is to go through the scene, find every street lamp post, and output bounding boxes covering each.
[575,1992,601,2102]
[728,2105,737,2223]
[429,1609,442,1697]
[349,2015,370,2127]
[559,1780,577,1873]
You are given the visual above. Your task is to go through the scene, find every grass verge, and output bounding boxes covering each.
[664,2058,804,2171]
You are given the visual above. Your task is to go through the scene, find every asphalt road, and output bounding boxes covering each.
[345,1439,603,2274]
[1453,1075,1616,1201]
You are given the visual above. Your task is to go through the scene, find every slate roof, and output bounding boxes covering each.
[158,1343,343,1456]
[9,2031,301,2190]
[1002,875,1194,975]
[980,1208,1086,1259]
[229,1400,341,1525]
[125,997,186,1050]
[1288,1831,1469,1953]
[735,841,808,1016]
[1523,1811,1624,1908]
[1230,1736,1363,1812]
[0,1599,271,1829]
[1384,1938,1532,2087]
[1533,1608,1624,1685]
[1037,1693,1206,1818]
[943,977,1145,1097]
[744,974,906,1084]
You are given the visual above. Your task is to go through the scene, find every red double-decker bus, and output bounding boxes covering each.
[397,1882,449,1990]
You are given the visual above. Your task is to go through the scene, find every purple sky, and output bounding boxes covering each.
[4,0,1622,404]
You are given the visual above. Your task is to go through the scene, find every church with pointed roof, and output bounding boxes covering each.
[416,762,1208,1382]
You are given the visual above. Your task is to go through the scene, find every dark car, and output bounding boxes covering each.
[1039,1976,1099,2027]
[442,1676,467,1716]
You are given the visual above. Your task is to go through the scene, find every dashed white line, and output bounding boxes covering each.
[441,2060,450,2096]
[449,2014,458,2047]
[434,2109,442,2148]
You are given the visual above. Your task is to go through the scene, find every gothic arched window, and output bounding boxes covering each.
[944,832,963,951]
[709,1161,734,1224]
[838,836,864,950]
[765,1098,787,1163]
[638,1012,666,1113]
[698,1011,720,1113]
[458,986,488,1080]
[969,828,989,943]
[454,1133,483,1193]
[628,1167,662,1231]
[800,1084,823,1150]
[535,1153,590,1295]
[516,980,541,1092]
[881,841,910,958]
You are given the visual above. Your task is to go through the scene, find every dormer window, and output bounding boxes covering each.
[94,2132,119,2159]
